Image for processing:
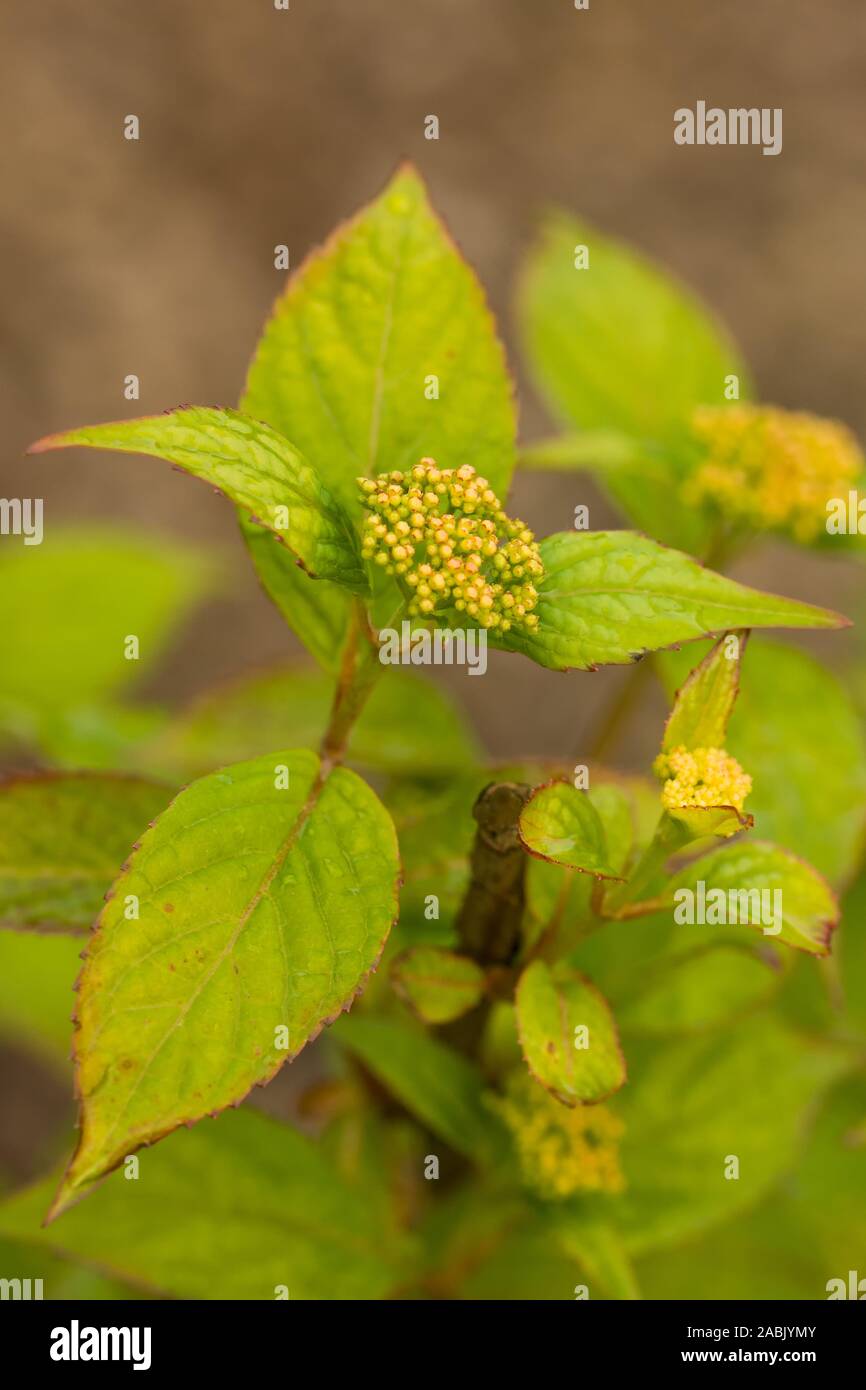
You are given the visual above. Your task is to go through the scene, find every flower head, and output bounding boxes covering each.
[653,745,752,814]
[684,404,862,543]
[490,1070,625,1201]
[358,460,544,632]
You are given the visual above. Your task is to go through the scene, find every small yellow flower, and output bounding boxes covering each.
[684,404,863,543]
[489,1070,625,1201]
[653,745,752,813]
[358,460,544,632]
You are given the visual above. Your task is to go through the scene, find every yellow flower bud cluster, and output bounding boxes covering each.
[653,745,752,814]
[358,460,543,632]
[490,1071,625,1201]
[684,404,863,543]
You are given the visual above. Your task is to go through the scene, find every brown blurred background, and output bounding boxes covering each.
[1,0,865,1182]
[3,0,865,757]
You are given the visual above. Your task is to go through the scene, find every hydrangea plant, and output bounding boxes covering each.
[1,165,864,1301]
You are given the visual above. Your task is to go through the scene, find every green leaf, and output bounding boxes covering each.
[0,1237,139,1301]
[336,1014,504,1165]
[149,665,479,780]
[52,749,399,1217]
[30,406,366,593]
[0,931,81,1062]
[0,774,171,934]
[520,212,751,446]
[498,531,846,671]
[547,1214,641,1299]
[600,1015,848,1255]
[391,946,486,1023]
[663,631,744,751]
[384,772,484,945]
[519,780,624,878]
[668,840,839,956]
[34,705,169,774]
[0,528,209,737]
[243,163,516,512]
[518,211,751,549]
[515,960,626,1105]
[618,944,779,1035]
[658,637,866,886]
[239,512,352,673]
[0,1109,407,1300]
[525,782,636,950]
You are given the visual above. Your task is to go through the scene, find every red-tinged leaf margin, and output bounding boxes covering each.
[241,160,519,503]
[662,629,748,753]
[46,755,401,1223]
[518,778,626,880]
[515,961,627,1107]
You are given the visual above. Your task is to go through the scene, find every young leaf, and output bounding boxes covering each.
[391,946,486,1023]
[51,749,399,1218]
[243,163,516,511]
[519,781,623,878]
[498,531,846,671]
[525,782,636,949]
[518,211,750,549]
[0,1109,408,1300]
[0,528,209,738]
[336,1014,504,1164]
[0,774,170,933]
[515,960,626,1105]
[658,638,866,886]
[29,406,367,593]
[662,630,745,752]
[668,840,839,956]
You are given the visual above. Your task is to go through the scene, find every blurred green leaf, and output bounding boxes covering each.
[636,1075,866,1298]
[547,1214,641,1299]
[391,946,486,1023]
[0,1110,407,1300]
[618,944,779,1035]
[0,1237,142,1301]
[496,532,845,671]
[518,212,751,549]
[0,931,80,1061]
[516,960,626,1104]
[147,664,479,780]
[659,637,866,885]
[336,1014,505,1165]
[0,774,170,933]
[31,407,367,592]
[0,528,210,738]
[585,1015,848,1255]
[54,749,399,1216]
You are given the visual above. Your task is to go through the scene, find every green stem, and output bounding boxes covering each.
[320,599,382,764]
[602,813,690,919]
